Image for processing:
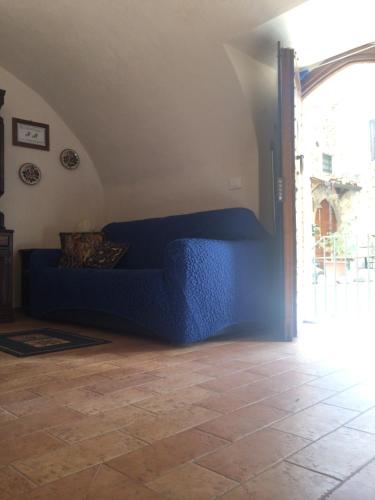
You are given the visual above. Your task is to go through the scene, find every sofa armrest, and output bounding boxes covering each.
[164,238,272,342]
[165,238,270,279]
[29,249,61,270]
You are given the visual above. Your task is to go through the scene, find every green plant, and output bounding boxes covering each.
[318,232,355,258]
[312,224,321,238]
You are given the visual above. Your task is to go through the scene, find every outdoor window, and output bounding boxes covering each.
[370,119,375,161]
[322,153,333,174]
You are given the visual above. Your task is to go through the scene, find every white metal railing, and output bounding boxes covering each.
[311,233,375,321]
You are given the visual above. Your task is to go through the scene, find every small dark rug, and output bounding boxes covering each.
[0,328,111,357]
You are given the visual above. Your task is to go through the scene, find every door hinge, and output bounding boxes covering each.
[276,177,284,202]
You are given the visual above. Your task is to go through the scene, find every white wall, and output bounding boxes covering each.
[96,42,262,223]
[105,149,258,222]
[0,1,304,228]
[226,46,278,233]
[104,55,260,223]
[0,66,104,303]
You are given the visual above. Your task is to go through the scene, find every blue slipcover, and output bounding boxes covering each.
[29,208,272,344]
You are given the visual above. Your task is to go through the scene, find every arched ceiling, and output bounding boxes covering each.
[0,0,303,187]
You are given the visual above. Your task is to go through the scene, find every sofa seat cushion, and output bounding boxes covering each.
[30,267,179,341]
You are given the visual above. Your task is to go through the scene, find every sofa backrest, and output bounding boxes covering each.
[103,207,268,269]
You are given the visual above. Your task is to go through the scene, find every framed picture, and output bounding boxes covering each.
[12,118,50,151]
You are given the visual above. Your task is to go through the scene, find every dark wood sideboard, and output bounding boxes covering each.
[0,89,14,322]
[0,229,14,322]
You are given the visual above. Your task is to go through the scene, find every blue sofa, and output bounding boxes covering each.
[29,208,272,344]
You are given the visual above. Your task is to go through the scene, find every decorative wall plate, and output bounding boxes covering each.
[19,163,41,185]
[60,148,80,169]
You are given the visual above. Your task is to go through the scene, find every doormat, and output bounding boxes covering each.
[0,328,111,357]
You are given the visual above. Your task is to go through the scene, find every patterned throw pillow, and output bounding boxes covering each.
[85,241,129,269]
[59,232,105,268]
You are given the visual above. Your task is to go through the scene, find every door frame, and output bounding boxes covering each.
[276,45,298,340]
[301,43,375,97]
[274,43,375,340]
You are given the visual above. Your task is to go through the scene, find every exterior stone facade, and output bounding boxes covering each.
[302,63,375,259]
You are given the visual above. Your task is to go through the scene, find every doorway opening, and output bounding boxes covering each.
[297,61,375,335]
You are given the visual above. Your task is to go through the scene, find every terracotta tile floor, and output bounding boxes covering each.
[0,317,375,499]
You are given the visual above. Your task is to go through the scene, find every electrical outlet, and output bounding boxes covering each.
[228,177,242,190]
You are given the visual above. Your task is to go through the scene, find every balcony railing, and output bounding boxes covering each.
[311,233,375,320]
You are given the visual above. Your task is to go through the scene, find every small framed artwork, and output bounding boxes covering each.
[12,118,50,151]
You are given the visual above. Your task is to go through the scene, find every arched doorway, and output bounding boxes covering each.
[315,199,337,237]
[298,55,375,327]
[301,43,375,97]
[315,199,337,259]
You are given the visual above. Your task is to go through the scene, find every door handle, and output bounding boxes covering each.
[296,154,304,174]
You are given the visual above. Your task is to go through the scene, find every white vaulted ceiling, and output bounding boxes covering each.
[0,0,304,190]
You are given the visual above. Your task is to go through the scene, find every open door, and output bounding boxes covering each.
[274,44,302,340]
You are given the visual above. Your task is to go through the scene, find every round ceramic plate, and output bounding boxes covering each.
[19,163,41,185]
[60,148,80,169]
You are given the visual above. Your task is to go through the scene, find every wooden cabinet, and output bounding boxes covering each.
[0,229,14,322]
[0,89,12,322]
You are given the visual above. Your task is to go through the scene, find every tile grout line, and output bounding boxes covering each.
[321,456,375,499]
[83,463,102,500]
[283,459,344,481]
[197,418,375,488]
[8,462,40,488]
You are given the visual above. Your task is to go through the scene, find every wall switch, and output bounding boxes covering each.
[228,177,242,190]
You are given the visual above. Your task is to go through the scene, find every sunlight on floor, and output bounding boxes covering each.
[300,319,375,382]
